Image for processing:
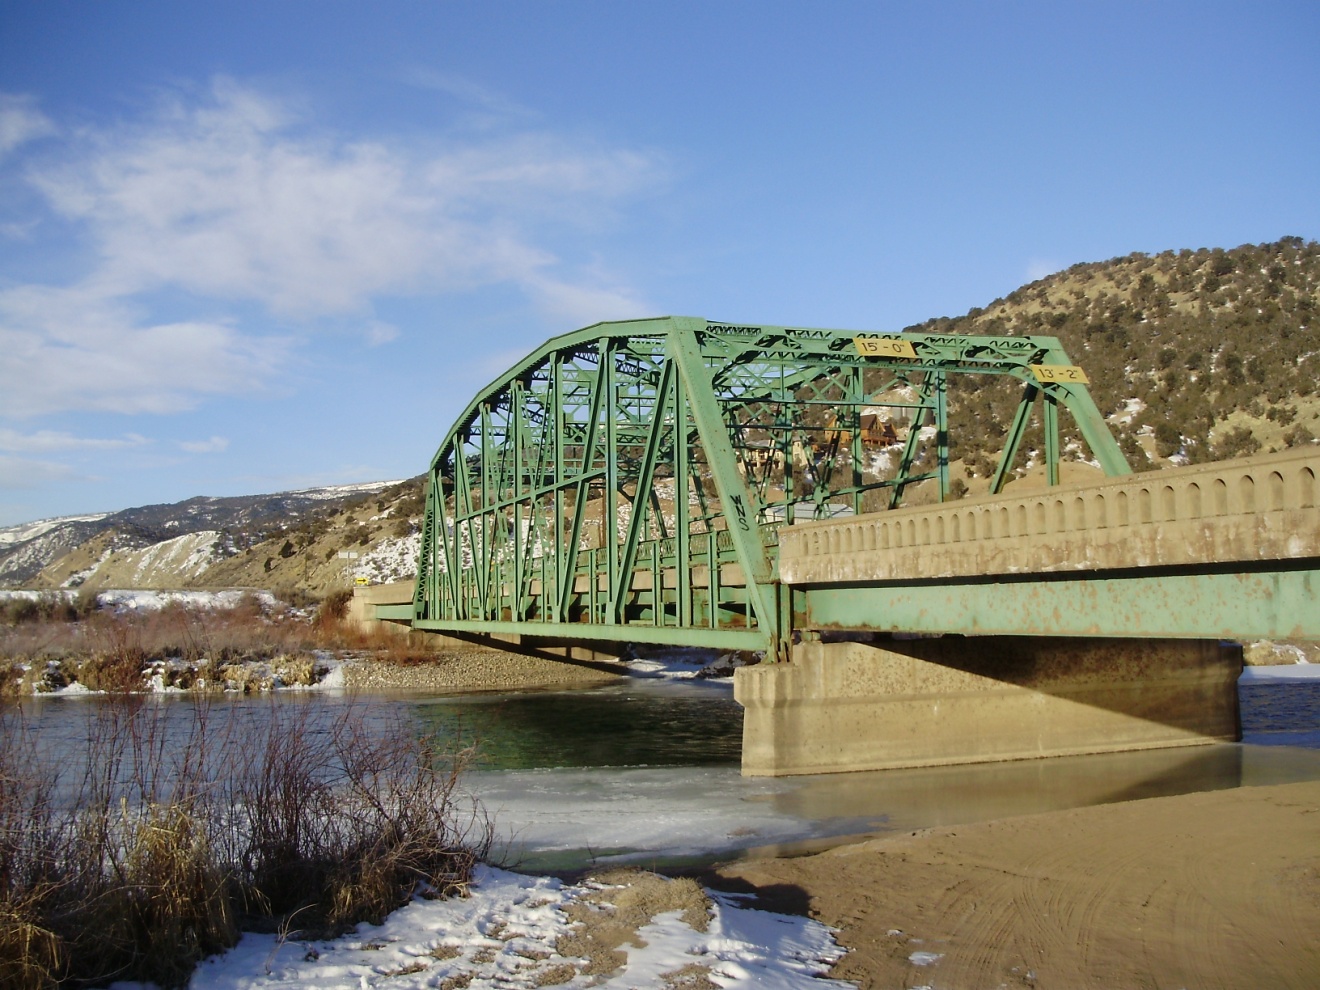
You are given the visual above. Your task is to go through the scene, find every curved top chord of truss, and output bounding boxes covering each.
[408,316,1130,657]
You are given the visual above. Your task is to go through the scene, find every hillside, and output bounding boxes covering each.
[2,480,422,595]
[918,236,1320,478]
[5,237,1316,596]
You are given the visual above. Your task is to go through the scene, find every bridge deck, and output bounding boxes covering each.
[780,448,1319,641]
[780,447,1319,583]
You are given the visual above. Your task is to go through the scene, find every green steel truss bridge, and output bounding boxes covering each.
[382,316,1145,660]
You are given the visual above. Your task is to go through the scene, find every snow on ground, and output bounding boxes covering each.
[620,647,727,679]
[96,589,279,612]
[61,546,115,588]
[0,512,108,547]
[287,479,405,500]
[1109,397,1146,425]
[129,530,223,583]
[353,532,422,585]
[166,865,850,990]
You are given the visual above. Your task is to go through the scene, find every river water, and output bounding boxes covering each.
[11,664,1320,874]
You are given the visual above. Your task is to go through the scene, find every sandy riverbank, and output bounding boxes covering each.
[341,648,625,694]
[713,779,1320,989]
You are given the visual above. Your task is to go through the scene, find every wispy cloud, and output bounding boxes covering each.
[0,454,79,489]
[178,436,229,454]
[363,320,400,347]
[0,79,662,418]
[0,94,55,160]
[0,428,149,453]
[400,68,535,121]
[1025,257,1063,282]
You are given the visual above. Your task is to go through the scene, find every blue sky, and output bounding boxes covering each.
[1,1,1317,526]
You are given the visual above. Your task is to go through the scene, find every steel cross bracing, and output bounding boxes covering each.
[402,316,1129,659]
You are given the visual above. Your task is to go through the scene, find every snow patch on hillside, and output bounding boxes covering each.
[0,513,108,548]
[288,480,405,500]
[352,532,421,585]
[61,546,115,588]
[126,530,223,583]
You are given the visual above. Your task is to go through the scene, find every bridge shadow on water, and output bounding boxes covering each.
[407,679,744,771]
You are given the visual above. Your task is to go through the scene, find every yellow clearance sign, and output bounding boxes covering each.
[1029,364,1090,384]
[854,336,917,359]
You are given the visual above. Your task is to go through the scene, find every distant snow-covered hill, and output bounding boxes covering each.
[0,480,413,590]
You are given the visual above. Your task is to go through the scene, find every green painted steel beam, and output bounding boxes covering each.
[800,566,1320,641]
[668,328,777,630]
[409,618,770,651]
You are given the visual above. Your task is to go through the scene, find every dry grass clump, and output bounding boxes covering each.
[1,592,457,691]
[1,595,320,670]
[0,696,490,988]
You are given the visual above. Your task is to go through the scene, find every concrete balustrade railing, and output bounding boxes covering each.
[777,447,1320,585]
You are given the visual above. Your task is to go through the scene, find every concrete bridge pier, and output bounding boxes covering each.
[734,636,1241,776]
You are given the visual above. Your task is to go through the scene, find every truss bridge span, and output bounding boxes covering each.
[373,317,1319,774]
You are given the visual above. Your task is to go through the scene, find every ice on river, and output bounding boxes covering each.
[142,865,850,990]
[473,766,845,871]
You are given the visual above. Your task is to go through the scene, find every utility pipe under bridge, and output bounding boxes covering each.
[375,317,1319,774]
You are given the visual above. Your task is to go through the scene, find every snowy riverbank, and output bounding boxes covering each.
[160,865,850,990]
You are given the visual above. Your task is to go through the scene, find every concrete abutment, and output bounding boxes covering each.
[734,637,1241,776]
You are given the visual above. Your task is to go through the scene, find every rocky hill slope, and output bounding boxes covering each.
[918,236,1320,476]
[2,480,423,596]
[4,237,1316,596]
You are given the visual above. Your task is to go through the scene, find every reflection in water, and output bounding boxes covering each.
[8,670,1320,871]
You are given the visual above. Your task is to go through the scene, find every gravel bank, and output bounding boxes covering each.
[342,648,625,694]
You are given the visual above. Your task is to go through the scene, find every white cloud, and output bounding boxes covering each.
[1,78,662,417]
[364,320,400,346]
[0,94,56,159]
[0,429,149,453]
[178,436,229,454]
[523,273,648,325]
[1026,257,1063,282]
[27,79,661,316]
[0,286,288,416]
[0,454,78,489]
[400,68,534,121]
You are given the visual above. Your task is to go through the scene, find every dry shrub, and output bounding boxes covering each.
[1,593,456,685]
[0,662,23,698]
[0,903,60,990]
[75,647,147,693]
[1,599,323,672]
[315,588,354,628]
[271,654,318,687]
[54,803,236,989]
[230,704,487,934]
[0,697,490,988]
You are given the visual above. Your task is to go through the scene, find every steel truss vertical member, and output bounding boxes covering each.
[609,360,675,623]
[1043,392,1060,488]
[557,349,607,622]
[989,381,1039,496]
[603,340,619,623]
[667,328,778,651]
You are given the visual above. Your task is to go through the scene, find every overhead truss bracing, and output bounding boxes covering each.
[405,316,1130,659]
